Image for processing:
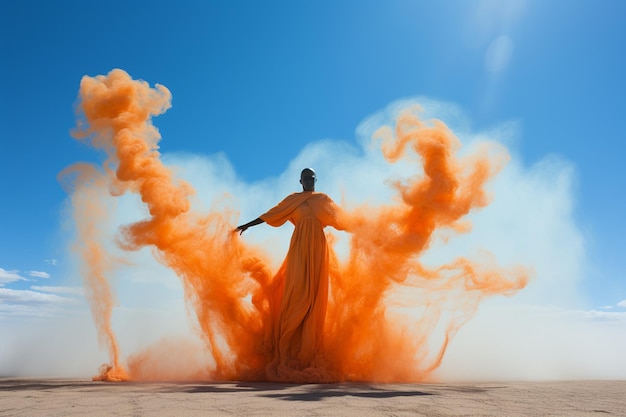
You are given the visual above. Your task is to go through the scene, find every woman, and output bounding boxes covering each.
[236,168,345,378]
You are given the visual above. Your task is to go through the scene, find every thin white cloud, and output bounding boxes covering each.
[0,287,84,321]
[485,35,513,73]
[0,303,51,318]
[464,0,527,49]
[44,259,58,266]
[0,268,26,286]
[533,304,626,323]
[30,285,84,296]
[28,271,51,279]
[0,288,75,305]
[617,299,626,308]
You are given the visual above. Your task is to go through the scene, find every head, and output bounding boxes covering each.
[300,168,316,191]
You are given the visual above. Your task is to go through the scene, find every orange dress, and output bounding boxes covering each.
[260,191,344,377]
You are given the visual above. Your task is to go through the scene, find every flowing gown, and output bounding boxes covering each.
[260,191,344,376]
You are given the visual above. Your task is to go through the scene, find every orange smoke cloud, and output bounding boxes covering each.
[58,163,129,382]
[62,69,528,383]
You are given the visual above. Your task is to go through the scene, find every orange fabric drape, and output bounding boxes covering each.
[260,191,344,379]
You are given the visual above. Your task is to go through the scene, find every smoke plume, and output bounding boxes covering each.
[61,69,528,382]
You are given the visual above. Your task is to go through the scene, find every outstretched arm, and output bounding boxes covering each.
[235,217,265,235]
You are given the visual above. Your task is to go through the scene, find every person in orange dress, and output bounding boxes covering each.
[236,168,346,379]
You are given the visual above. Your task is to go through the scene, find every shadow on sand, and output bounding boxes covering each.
[0,379,436,401]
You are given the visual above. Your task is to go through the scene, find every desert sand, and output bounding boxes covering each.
[1,378,624,416]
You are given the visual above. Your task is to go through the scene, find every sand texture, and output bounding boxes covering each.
[1,379,624,416]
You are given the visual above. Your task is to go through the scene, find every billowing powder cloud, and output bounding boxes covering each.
[55,69,530,382]
[3,69,622,382]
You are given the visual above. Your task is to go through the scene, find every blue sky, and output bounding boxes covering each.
[1,1,625,378]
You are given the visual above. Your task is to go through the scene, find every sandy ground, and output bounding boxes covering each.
[0,378,624,417]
